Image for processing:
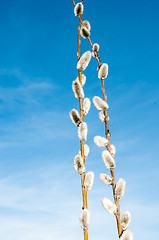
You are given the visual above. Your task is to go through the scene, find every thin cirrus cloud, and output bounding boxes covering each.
[0,68,56,106]
[0,68,72,148]
[0,162,158,240]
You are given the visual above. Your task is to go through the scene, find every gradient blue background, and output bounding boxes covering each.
[0,0,159,239]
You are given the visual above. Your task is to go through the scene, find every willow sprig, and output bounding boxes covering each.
[70,2,94,240]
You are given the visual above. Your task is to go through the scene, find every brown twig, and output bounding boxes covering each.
[73,1,88,239]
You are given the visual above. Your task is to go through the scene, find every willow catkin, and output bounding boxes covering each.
[77,51,92,71]
[101,198,117,215]
[102,150,116,168]
[94,136,108,147]
[121,211,131,230]
[83,98,91,115]
[98,63,108,79]
[115,178,126,198]
[83,20,91,31]
[93,43,99,52]
[80,209,90,229]
[93,96,109,110]
[78,122,88,141]
[75,74,86,87]
[120,230,133,240]
[84,171,94,190]
[98,111,105,122]
[81,26,90,38]
[110,144,116,157]
[79,144,90,158]
[74,2,83,16]
[74,155,85,174]
[69,109,81,127]
[72,79,84,99]
[100,173,112,185]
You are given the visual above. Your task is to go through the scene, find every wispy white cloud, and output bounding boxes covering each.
[0,164,158,240]
[0,68,57,106]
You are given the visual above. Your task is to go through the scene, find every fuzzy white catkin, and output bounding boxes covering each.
[100,173,112,185]
[98,111,105,122]
[83,20,91,31]
[77,51,92,71]
[98,63,108,79]
[83,98,91,115]
[94,136,108,147]
[110,144,116,157]
[84,171,94,190]
[74,3,83,16]
[93,43,99,52]
[81,26,90,38]
[115,178,126,198]
[93,96,109,110]
[121,211,131,230]
[81,74,86,86]
[74,155,85,174]
[98,111,109,122]
[72,79,84,99]
[78,122,88,141]
[102,150,116,168]
[69,109,81,127]
[75,74,86,86]
[120,230,133,240]
[80,209,90,229]
[101,198,117,215]
[92,51,95,57]
[79,144,90,158]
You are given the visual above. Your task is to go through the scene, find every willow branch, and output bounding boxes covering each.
[75,1,88,239]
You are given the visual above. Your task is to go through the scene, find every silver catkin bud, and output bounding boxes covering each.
[83,98,91,115]
[83,20,91,31]
[72,79,84,99]
[94,136,108,147]
[77,51,92,71]
[98,63,108,79]
[98,111,105,122]
[93,96,109,110]
[75,74,86,87]
[120,230,133,240]
[79,144,90,158]
[100,173,112,185]
[69,109,82,127]
[110,144,116,157]
[80,209,90,229]
[101,198,117,215]
[81,74,86,86]
[102,150,116,168]
[74,2,84,16]
[78,122,88,141]
[74,155,85,174]
[98,111,109,122]
[81,26,90,38]
[115,178,126,198]
[84,171,94,190]
[121,211,131,230]
[93,43,100,52]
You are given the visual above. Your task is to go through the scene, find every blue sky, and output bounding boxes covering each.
[0,0,159,239]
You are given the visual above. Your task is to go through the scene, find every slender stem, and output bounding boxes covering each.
[101,79,122,237]
[75,3,88,240]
